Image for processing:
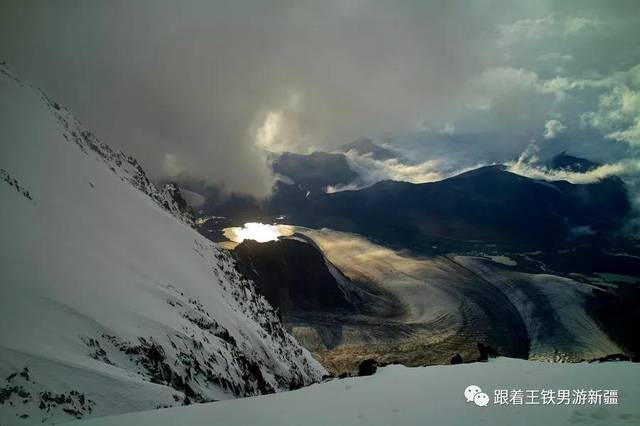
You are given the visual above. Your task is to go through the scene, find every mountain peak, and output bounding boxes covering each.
[547,152,599,173]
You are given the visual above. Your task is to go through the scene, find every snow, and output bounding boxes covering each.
[298,228,623,363]
[483,254,518,266]
[73,358,640,426]
[454,256,622,361]
[0,67,324,424]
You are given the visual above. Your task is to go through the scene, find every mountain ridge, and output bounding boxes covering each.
[0,66,325,424]
[266,163,630,251]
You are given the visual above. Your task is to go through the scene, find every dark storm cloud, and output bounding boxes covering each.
[1,1,639,195]
[0,0,501,195]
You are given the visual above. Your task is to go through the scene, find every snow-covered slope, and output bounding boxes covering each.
[74,358,640,426]
[0,67,325,425]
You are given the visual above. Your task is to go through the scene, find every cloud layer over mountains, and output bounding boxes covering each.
[1,0,639,196]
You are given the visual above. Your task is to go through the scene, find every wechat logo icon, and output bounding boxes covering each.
[464,385,490,407]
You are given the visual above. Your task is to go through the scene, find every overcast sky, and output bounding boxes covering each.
[1,0,639,195]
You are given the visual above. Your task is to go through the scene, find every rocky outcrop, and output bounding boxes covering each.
[357,359,378,376]
[233,237,356,314]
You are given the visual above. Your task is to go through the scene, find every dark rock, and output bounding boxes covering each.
[476,343,499,362]
[546,152,599,173]
[357,359,378,377]
[233,238,356,314]
[589,353,630,363]
[450,353,463,365]
[18,368,29,381]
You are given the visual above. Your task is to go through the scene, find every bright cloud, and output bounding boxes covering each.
[564,16,603,35]
[508,159,632,184]
[544,119,567,139]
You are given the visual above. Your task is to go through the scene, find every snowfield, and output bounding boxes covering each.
[0,67,325,425]
[73,358,640,426]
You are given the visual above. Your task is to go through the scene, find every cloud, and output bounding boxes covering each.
[0,0,507,195]
[537,52,574,64]
[508,159,632,184]
[497,14,606,46]
[333,153,447,190]
[608,121,640,145]
[498,15,556,44]
[327,140,488,192]
[564,16,603,35]
[1,0,639,198]
[462,65,587,114]
[162,153,184,178]
[581,65,640,145]
[537,52,574,75]
[253,90,307,152]
[498,14,604,46]
[442,123,456,134]
[544,119,567,139]
[464,67,541,111]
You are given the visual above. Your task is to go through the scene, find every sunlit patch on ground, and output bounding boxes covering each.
[223,222,295,243]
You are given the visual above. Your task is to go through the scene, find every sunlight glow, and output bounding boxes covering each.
[223,222,295,243]
[255,111,282,151]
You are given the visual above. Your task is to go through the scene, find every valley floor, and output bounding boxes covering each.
[289,229,623,373]
[70,358,640,426]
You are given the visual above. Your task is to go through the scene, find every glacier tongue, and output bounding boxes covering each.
[0,66,325,425]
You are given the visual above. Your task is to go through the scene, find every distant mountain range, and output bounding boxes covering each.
[543,151,600,172]
[178,139,634,251]
[266,163,630,251]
